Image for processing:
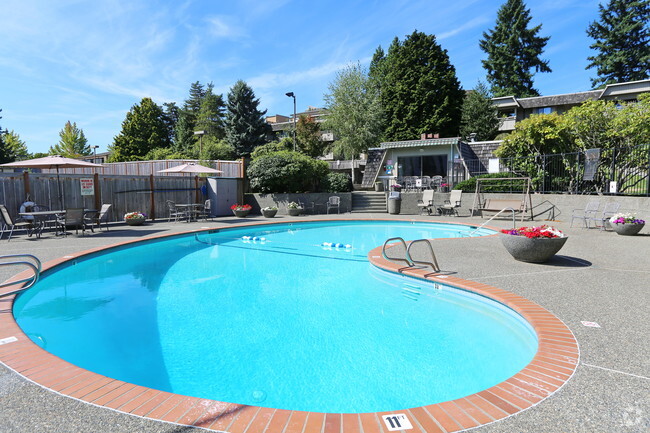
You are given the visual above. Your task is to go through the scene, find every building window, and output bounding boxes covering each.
[533,107,552,115]
[398,155,447,177]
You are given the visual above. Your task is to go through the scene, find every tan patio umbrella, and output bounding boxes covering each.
[157,163,223,203]
[157,162,224,174]
[0,155,103,209]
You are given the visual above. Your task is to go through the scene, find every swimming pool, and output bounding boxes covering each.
[13,220,537,413]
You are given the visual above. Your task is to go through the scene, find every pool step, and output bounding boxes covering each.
[351,191,387,213]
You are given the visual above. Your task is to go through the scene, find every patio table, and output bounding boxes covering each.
[174,203,204,222]
[19,209,97,238]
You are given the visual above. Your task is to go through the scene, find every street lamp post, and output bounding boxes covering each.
[194,130,206,156]
[285,92,296,151]
[91,145,99,163]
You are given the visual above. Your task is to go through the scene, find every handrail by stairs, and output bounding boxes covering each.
[468,207,517,236]
[0,254,42,298]
[382,237,439,272]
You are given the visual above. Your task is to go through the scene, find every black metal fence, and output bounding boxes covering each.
[459,144,650,196]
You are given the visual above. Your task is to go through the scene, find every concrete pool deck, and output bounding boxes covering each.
[0,213,648,432]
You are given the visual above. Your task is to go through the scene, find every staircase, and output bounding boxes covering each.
[351,191,387,213]
[360,148,387,189]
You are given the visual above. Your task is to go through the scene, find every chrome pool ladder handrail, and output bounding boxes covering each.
[0,254,42,298]
[382,237,440,272]
[407,239,440,272]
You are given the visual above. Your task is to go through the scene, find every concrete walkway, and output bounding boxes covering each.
[0,213,648,432]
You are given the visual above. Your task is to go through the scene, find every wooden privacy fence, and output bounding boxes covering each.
[0,172,241,222]
[37,158,244,177]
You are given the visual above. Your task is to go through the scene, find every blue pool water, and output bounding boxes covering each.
[14,221,536,413]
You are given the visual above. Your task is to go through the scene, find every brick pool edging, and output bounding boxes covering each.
[0,220,579,432]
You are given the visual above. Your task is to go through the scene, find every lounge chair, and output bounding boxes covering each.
[438,190,462,216]
[570,200,600,228]
[0,204,34,241]
[86,204,112,231]
[591,202,621,230]
[417,190,435,215]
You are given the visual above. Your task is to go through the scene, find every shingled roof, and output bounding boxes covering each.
[516,90,602,109]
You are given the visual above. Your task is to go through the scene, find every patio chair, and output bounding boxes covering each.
[0,204,34,241]
[86,204,112,231]
[199,199,212,220]
[166,200,187,222]
[56,208,92,236]
[591,202,621,230]
[570,200,600,228]
[438,190,462,216]
[326,196,340,214]
[417,190,435,215]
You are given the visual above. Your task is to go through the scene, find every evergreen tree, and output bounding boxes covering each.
[3,130,29,161]
[224,80,270,157]
[459,82,500,142]
[480,0,551,97]
[324,63,383,183]
[379,31,464,141]
[195,89,226,140]
[586,0,650,88]
[184,81,206,115]
[162,102,180,144]
[0,109,10,164]
[50,121,90,157]
[173,111,195,155]
[296,114,325,158]
[110,97,170,162]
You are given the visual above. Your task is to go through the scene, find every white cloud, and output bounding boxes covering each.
[438,16,490,40]
[205,15,246,40]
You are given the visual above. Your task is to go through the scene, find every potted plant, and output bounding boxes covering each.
[231,203,252,218]
[499,225,568,263]
[124,211,146,226]
[262,206,278,218]
[287,201,302,216]
[609,213,645,236]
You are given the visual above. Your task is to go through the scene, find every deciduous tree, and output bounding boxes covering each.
[586,0,650,87]
[480,0,551,97]
[50,121,90,157]
[224,80,270,157]
[324,63,383,184]
[296,115,325,158]
[110,98,169,162]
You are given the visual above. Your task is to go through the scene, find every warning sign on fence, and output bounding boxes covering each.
[80,178,95,196]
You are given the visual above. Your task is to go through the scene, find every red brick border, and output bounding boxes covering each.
[0,220,578,432]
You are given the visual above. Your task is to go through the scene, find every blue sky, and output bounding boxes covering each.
[0,0,602,154]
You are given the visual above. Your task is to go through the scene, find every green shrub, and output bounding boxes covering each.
[322,172,352,192]
[247,151,329,193]
[454,172,527,192]
[250,137,293,160]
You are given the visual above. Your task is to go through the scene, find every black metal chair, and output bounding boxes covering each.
[56,208,92,236]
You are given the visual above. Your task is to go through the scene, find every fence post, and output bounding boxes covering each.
[149,174,156,221]
[94,172,100,211]
[22,172,30,198]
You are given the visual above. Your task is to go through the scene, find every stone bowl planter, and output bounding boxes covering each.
[262,208,278,218]
[499,233,568,263]
[125,217,146,226]
[288,207,301,216]
[232,209,250,218]
[610,222,644,236]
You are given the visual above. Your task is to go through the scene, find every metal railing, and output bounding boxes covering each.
[381,237,439,272]
[0,254,41,297]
